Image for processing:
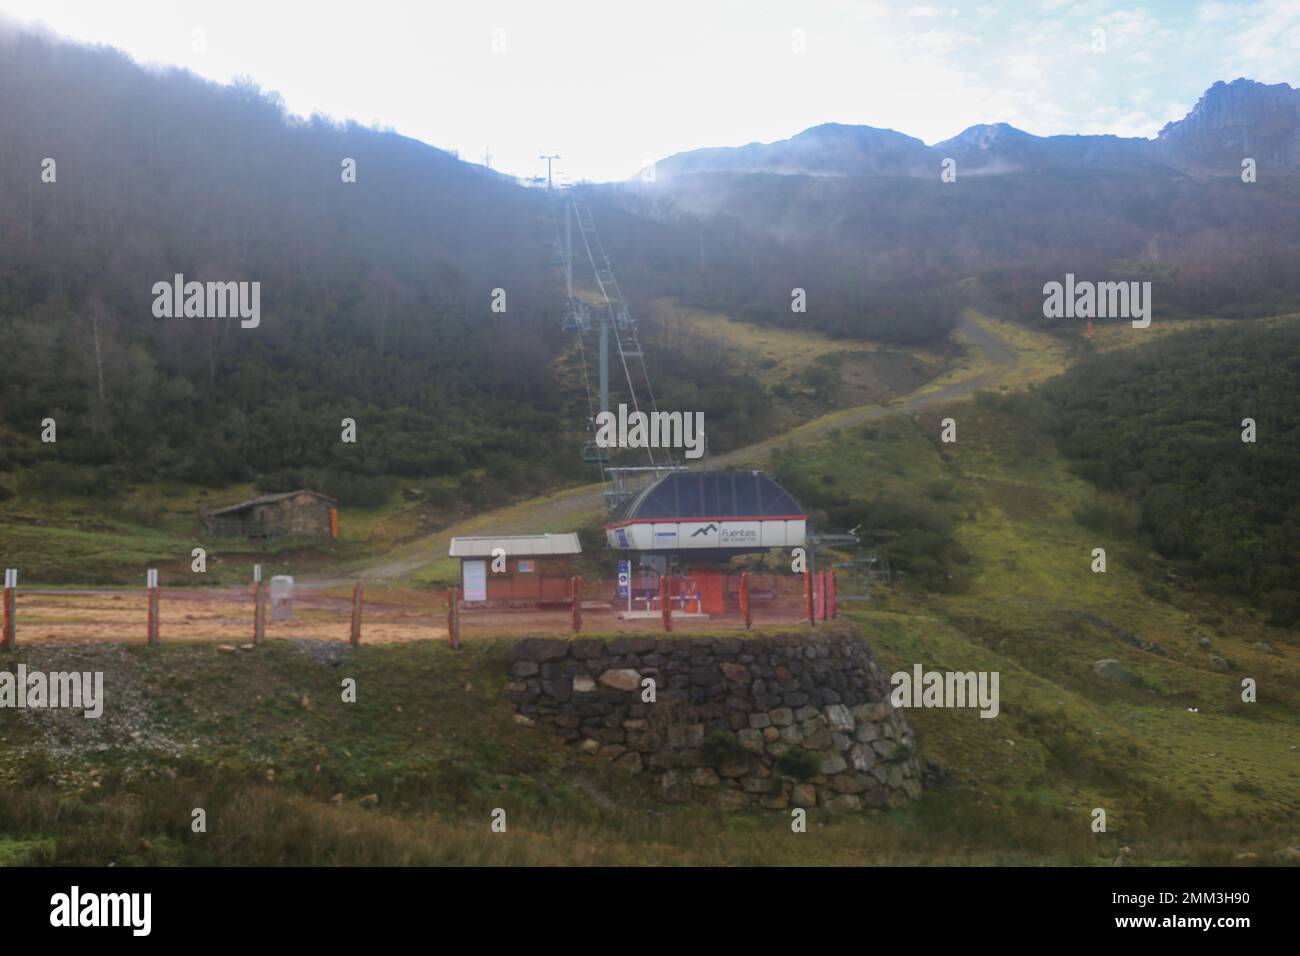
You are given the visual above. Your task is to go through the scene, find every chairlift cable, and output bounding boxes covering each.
[571,192,658,471]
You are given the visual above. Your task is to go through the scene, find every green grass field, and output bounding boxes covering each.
[2,313,1297,865]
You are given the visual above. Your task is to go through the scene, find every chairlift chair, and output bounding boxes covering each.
[581,417,609,462]
[581,441,610,463]
[562,301,591,332]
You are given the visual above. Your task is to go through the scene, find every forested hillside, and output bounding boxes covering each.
[6,22,1300,532]
[0,27,891,511]
[0,27,567,506]
[1043,321,1300,624]
[590,151,1300,347]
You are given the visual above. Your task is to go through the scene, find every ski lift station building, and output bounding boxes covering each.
[604,470,806,562]
[448,533,581,605]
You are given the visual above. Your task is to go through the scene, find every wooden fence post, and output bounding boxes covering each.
[350,584,363,646]
[254,581,266,645]
[739,571,751,630]
[446,587,460,650]
[146,568,160,645]
[252,564,265,647]
[2,569,16,651]
[571,576,583,633]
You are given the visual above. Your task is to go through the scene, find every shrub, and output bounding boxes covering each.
[256,467,391,508]
[1072,499,1142,536]
[700,729,746,767]
[775,748,821,781]
[21,462,125,499]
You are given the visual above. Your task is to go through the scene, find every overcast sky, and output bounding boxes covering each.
[2,0,1297,182]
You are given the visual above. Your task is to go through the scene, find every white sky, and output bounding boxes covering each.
[2,0,1297,182]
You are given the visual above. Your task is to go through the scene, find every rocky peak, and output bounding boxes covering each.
[1157,78,1300,166]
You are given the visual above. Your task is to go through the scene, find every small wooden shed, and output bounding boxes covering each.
[200,490,338,540]
[449,533,581,606]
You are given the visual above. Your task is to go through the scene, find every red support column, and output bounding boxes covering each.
[446,587,460,650]
[739,572,751,630]
[803,569,815,625]
[661,575,673,632]
[571,576,583,633]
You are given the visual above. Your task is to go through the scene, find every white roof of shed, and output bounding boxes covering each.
[448,533,582,558]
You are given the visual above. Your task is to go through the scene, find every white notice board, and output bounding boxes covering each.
[462,560,487,602]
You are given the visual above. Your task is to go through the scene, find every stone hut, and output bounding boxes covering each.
[200,489,337,540]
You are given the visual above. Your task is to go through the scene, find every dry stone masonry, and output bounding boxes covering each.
[506,627,922,811]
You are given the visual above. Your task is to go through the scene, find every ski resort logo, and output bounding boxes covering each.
[890,664,999,718]
[0,666,104,718]
[151,273,261,328]
[1042,273,1151,328]
[50,886,151,936]
[594,404,706,460]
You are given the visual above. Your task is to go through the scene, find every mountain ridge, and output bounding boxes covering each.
[652,78,1300,179]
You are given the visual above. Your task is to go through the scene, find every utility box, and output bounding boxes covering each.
[269,575,295,621]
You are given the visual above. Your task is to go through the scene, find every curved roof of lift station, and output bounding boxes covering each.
[605,470,806,527]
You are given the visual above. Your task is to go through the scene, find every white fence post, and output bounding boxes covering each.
[146,568,160,645]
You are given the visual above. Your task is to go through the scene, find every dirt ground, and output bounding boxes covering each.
[8,587,813,645]
[11,588,445,645]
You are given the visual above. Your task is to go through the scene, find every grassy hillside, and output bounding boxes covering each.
[768,386,1298,828]
[651,298,947,390]
[1,625,1293,867]
[4,369,1297,865]
[0,477,451,586]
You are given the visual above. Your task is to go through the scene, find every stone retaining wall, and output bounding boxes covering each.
[506,628,922,811]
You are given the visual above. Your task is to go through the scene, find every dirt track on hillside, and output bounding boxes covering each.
[327,316,1017,585]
